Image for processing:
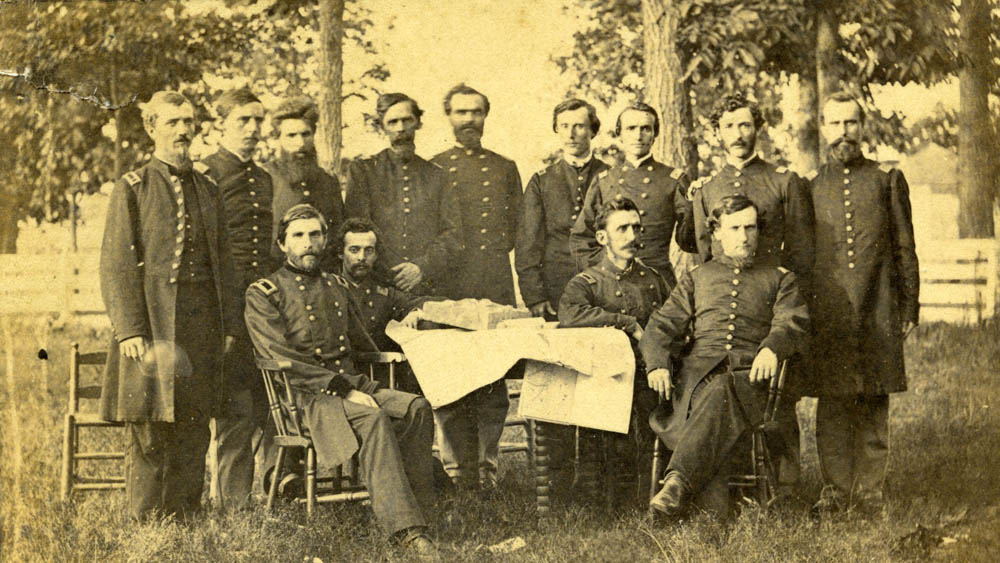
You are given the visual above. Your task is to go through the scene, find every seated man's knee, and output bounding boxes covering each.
[409,396,432,418]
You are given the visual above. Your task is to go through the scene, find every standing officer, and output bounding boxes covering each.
[430,83,522,490]
[809,92,919,512]
[516,98,610,320]
[266,97,345,272]
[559,197,671,505]
[200,87,275,510]
[99,91,239,520]
[642,195,809,518]
[245,204,438,559]
[344,92,460,295]
[691,92,814,289]
[570,102,696,288]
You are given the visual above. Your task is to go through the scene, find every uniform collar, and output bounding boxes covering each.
[715,253,755,270]
[386,146,416,165]
[598,253,636,277]
[624,153,654,170]
[219,146,253,164]
[725,153,760,171]
[340,266,374,288]
[284,262,322,278]
[153,157,193,177]
[562,150,593,169]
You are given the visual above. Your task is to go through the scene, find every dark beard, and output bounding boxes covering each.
[830,140,861,163]
[454,126,483,148]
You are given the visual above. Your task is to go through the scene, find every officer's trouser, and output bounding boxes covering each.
[210,389,258,509]
[433,380,510,488]
[127,419,210,520]
[815,394,890,498]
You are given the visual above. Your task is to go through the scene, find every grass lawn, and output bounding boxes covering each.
[2,316,998,562]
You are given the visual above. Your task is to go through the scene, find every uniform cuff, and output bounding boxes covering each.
[326,374,356,397]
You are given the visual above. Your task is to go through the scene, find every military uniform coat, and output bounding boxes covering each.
[516,156,610,309]
[808,157,919,396]
[99,158,240,422]
[344,148,461,294]
[431,146,522,305]
[244,265,386,468]
[639,256,809,447]
[691,156,815,290]
[570,156,696,288]
[266,157,345,272]
[341,269,430,352]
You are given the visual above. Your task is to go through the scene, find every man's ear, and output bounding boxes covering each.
[595,229,609,247]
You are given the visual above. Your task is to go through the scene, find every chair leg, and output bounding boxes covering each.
[305,447,317,518]
[525,420,536,472]
[649,436,666,503]
[267,447,286,512]
[534,422,550,515]
[60,414,75,501]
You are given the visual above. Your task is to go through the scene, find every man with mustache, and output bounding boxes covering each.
[569,102,697,290]
[808,92,919,513]
[200,87,277,509]
[558,197,671,506]
[429,83,522,491]
[516,98,610,321]
[345,93,460,295]
[245,204,439,559]
[99,91,240,519]
[642,195,809,518]
[267,97,345,273]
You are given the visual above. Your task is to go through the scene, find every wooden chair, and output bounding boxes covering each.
[649,360,789,512]
[60,343,125,500]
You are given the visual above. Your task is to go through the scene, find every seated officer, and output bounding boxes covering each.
[640,195,809,518]
[558,197,671,505]
[244,204,438,559]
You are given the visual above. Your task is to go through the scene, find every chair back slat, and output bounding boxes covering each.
[260,367,289,437]
[76,386,103,400]
[77,352,108,366]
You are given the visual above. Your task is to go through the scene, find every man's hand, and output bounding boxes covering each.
[391,262,423,292]
[901,321,916,340]
[647,368,672,400]
[529,301,556,318]
[749,347,778,383]
[344,389,379,409]
[400,310,424,329]
[119,336,148,361]
[224,335,235,355]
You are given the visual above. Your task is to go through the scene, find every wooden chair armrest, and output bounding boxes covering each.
[352,351,406,364]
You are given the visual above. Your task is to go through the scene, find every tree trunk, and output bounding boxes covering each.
[957,0,996,238]
[317,0,345,177]
[790,75,820,174]
[0,202,18,253]
[640,0,696,178]
[814,3,840,163]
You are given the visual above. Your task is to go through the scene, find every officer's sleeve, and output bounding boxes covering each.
[514,173,547,308]
[569,178,604,271]
[388,287,430,321]
[505,161,523,253]
[210,178,242,336]
[557,275,638,333]
[782,172,816,295]
[639,270,696,372]
[99,178,150,342]
[887,169,920,324]
[692,187,713,263]
[244,285,357,396]
[343,159,370,221]
[759,269,810,362]
[672,172,698,253]
[420,167,462,283]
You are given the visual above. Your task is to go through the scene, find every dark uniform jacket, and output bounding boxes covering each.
[570,156,696,288]
[266,156,345,271]
[341,268,430,352]
[99,158,240,422]
[807,157,919,396]
[516,156,610,309]
[431,145,522,305]
[691,156,815,291]
[639,255,809,445]
[244,264,382,467]
[344,148,461,294]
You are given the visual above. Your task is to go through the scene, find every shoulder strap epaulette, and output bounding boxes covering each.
[250,278,278,296]
[805,170,818,181]
[670,168,684,180]
[579,272,598,284]
[123,171,142,187]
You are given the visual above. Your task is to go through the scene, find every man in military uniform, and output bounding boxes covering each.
[245,204,438,558]
[427,83,522,491]
[559,197,671,505]
[199,87,276,510]
[570,102,696,288]
[99,91,240,520]
[345,92,460,295]
[516,98,610,320]
[266,97,345,272]
[641,195,809,518]
[808,92,919,512]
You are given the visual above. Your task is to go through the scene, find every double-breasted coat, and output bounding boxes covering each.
[516,156,610,309]
[807,157,919,396]
[99,158,240,422]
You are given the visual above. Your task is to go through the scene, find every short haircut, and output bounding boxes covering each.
[272,97,318,133]
[140,91,192,132]
[214,87,262,119]
[277,203,327,245]
[614,102,659,137]
[823,91,866,124]
[375,93,424,129]
[552,98,600,136]
[337,216,382,253]
[709,92,765,130]
[595,196,641,231]
[706,194,763,235]
[443,83,490,116]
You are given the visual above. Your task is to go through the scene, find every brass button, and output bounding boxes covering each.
[303,190,310,196]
